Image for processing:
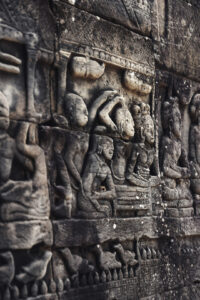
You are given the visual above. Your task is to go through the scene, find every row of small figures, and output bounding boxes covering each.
[0,266,136,299]
[0,247,162,300]
[139,247,162,261]
[0,281,49,300]
[69,266,136,288]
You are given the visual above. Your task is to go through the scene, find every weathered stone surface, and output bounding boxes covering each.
[60,0,153,36]
[0,221,52,249]
[53,218,157,247]
[0,0,200,299]
[154,0,200,81]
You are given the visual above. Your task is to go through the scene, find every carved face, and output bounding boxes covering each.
[116,108,135,140]
[176,80,191,105]
[65,93,88,127]
[132,105,141,119]
[102,138,114,160]
[141,103,150,115]
[0,117,9,130]
[74,101,88,127]
[143,115,154,145]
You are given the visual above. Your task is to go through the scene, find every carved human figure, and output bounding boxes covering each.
[126,104,158,187]
[174,77,191,106]
[189,94,200,214]
[0,92,50,221]
[52,93,89,218]
[161,97,193,214]
[88,90,135,185]
[52,131,73,219]
[78,135,116,218]
[64,93,88,129]
[0,121,50,221]
[0,92,32,187]
[62,94,89,188]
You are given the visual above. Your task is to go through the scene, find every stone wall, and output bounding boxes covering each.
[0,0,199,299]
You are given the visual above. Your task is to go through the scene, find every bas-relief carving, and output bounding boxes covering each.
[126,103,159,188]
[62,0,152,36]
[0,92,49,222]
[52,77,156,218]
[71,56,105,80]
[0,115,52,289]
[161,95,194,217]
[189,93,200,215]
[52,240,142,289]
[0,90,52,290]
[78,134,116,218]
[1,4,200,298]
[16,250,52,284]
[0,24,40,119]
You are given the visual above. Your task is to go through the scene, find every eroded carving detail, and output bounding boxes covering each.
[162,96,194,217]
[0,2,199,298]
[78,134,116,218]
[189,93,200,215]
[71,56,105,80]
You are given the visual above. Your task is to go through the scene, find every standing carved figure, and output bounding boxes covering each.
[52,93,89,218]
[189,94,200,215]
[161,97,193,217]
[78,135,116,218]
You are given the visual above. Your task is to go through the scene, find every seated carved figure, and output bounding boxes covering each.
[88,90,135,186]
[161,97,193,216]
[126,103,159,187]
[78,135,116,218]
[189,94,200,214]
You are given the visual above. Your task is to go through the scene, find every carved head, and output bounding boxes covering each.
[164,97,182,139]
[142,114,155,145]
[64,93,88,127]
[115,107,135,140]
[0,91,9,130]
[190,93,200,123]
[132,102,152,142]
[93,135,114,161]
[141,103,150,115]
[174,78,191,105]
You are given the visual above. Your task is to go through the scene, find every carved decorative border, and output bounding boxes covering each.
[61,40,155,77]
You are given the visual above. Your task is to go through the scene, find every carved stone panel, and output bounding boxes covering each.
[0,1,200,299]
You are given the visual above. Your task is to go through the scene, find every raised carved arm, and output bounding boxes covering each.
[99,96,122,132]
[88,90,117,128]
